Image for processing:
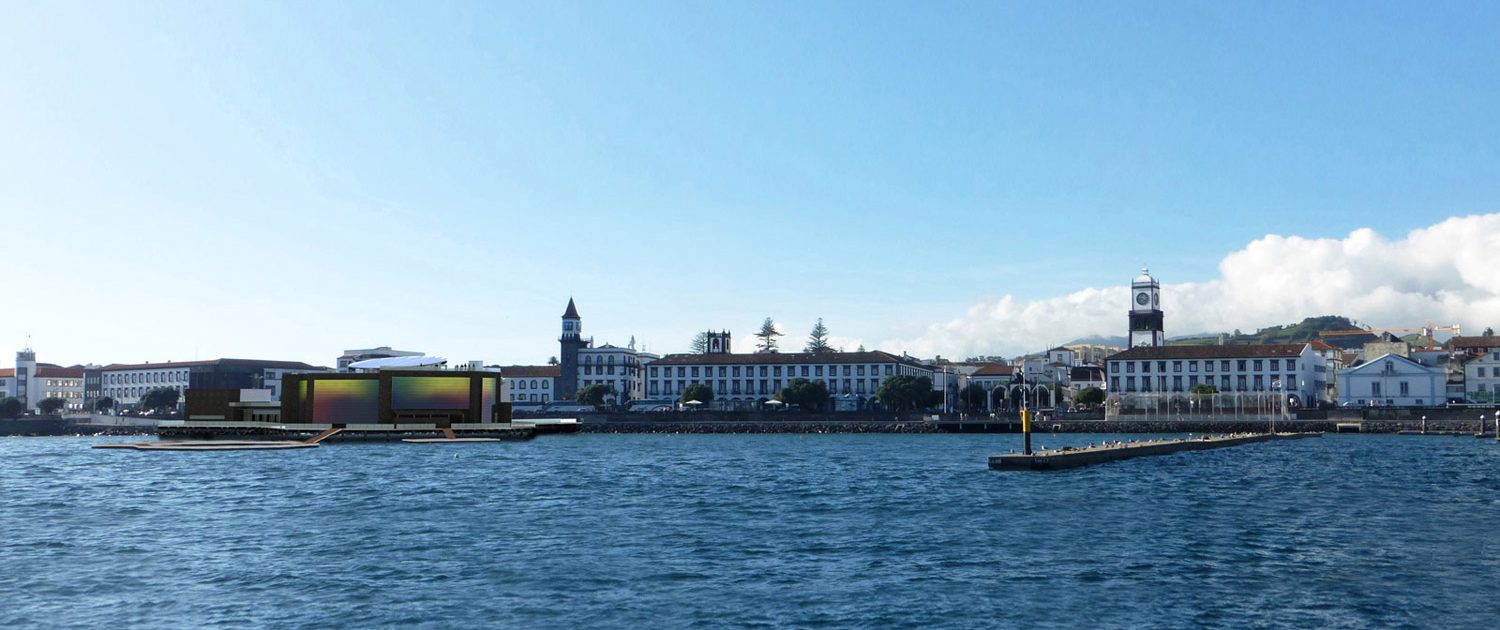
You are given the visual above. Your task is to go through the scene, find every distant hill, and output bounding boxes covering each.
[1167,315,1374,349]
[1066,316,1394,351]
[1064,335,1128,347]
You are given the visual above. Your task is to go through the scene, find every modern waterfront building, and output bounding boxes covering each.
[168,370,547,442]
[101,358,329,410]
[275,370,503,425]
[1336,353,1446,407]
[645,349,933,407]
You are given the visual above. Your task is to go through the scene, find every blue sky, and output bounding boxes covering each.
[3,1,1498,367]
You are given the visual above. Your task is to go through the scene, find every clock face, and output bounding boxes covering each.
[1135,292,1150,306]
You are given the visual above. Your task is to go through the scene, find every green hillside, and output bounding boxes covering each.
[1168,315,1376,349]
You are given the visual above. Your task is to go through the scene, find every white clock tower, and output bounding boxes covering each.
[1129,267,1164,347]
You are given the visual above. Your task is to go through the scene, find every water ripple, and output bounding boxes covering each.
[2,434,1499,628]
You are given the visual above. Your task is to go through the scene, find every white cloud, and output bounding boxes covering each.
[887,214,1500,358]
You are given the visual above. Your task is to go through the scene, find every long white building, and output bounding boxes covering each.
[645,350,933,406]
[101,358,327,410]
[1105,343,1324,406]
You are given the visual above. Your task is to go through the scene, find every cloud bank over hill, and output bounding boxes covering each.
[888,214,1500,359]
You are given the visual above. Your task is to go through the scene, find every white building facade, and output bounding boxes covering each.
[102,359,327,410]
[578,345,657,403]
[1106,343,1323,407]
[500,365,560,405]
[645,351,933,407]
[1,350,88,412]
[1464,350,1500,403]
[1337,353,1446,407]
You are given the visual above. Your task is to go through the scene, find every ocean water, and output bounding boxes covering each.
[2,433,1498,629]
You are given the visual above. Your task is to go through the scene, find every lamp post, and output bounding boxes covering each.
[1421,415,1427,434]
[1267,379,1284,434]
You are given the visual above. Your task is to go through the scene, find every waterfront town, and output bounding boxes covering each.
[3,268,1497,427]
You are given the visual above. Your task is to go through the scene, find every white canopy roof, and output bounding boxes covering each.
[347,356,448,369]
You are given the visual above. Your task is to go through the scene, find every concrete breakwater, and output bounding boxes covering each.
[582,420,941,434]
[991,432,1323,471]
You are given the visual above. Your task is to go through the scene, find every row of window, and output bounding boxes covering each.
[583,365,632,376]
[511,393,551,403]
[1367,382,1414,397]
[43,391,83,400]
[44,379,81,388]
[106,371,188,385]
[580,355,639,366]
[512,379,551,390]
[1110,374,1298,393]
[649,378,882,397]
[1114,359,1299,374]
[650,363,908,380]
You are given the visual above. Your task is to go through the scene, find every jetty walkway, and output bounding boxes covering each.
[990,432,1322,471]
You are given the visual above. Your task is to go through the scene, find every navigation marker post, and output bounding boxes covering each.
[1022,407,1032,455]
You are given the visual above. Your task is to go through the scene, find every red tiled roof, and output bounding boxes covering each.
[102,358,325,371]
[0,368,13,378]
[1071,366,1105,381]
[563,298,580,319]
[35,366,84,378]
[1308,340,1338,351]
[971,364,1017,377]
[500,365,561,378]
[649,350,924,367]
[1452,336,1500,349]
[1106,344,1308,361]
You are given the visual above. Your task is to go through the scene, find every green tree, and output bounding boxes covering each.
[680,383,714,405]
[546,356,559,366]
[1189,384,1218,395]
[876,375,934,411]
[0,397,23,419]
[959,383,988,409]
[777,378,830,411]
[139,387,180,414]
[1073,386,1106,406]
[94,396,116,413]
[576,383,614,407]
[689,331,710,354]
[804,318,834,354]
[37,397,67,415]
[755,318,783,353]
[1485,327,1495,337]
